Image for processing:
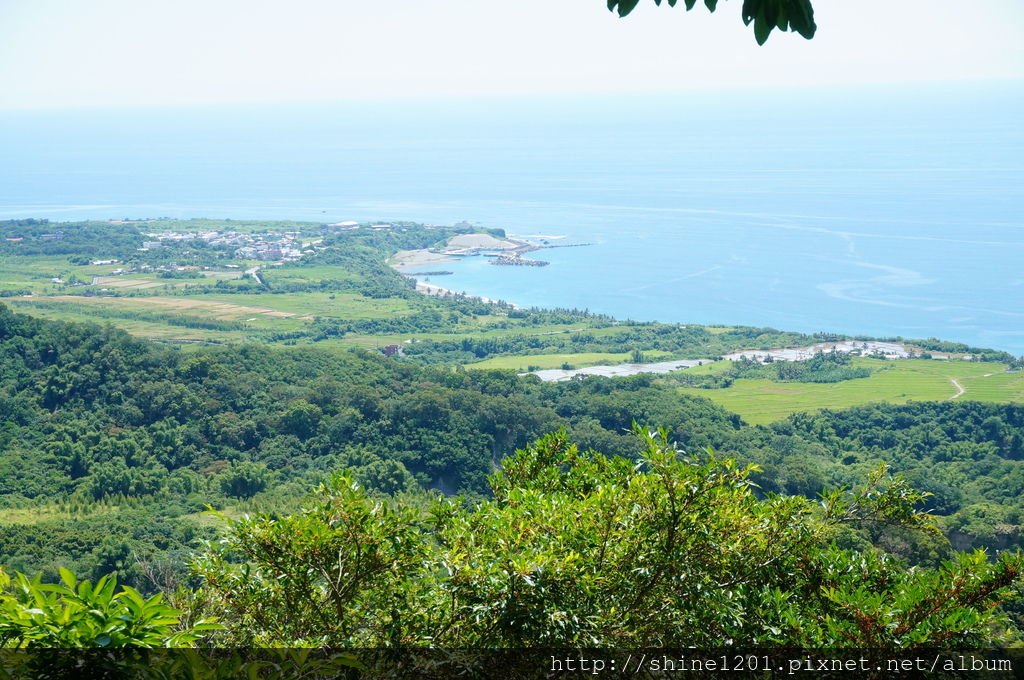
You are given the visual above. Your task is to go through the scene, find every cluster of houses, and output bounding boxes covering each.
[142,230,310,262]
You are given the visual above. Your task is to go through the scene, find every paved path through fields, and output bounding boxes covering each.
[949,378,965,400]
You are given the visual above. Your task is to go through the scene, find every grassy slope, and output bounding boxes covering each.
[676,358,1022,425]
[6,286,616,350]
[0,304,248,342]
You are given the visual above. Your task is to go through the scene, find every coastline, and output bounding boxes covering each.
[390,232,538,306]
[412,280,512,307]
[389,232,531,272]
[389,249,457,272]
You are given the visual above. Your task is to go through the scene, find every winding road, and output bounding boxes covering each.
[245,266,266,287]
[948,378,965,400]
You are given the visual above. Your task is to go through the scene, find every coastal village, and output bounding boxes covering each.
[52,222,423,284]
[66,229,316,285]
[9,221,557,285]
[140,229,309,261]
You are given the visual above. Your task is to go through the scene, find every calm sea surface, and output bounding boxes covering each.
[2,82,1022,354]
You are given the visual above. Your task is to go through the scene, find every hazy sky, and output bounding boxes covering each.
[2,0,1022,110]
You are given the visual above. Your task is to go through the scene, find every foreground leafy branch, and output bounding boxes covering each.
[193,427,1022,647]
[0,568,219,648]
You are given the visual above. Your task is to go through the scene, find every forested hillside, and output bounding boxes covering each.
[1,303,1023,597]
[1,430,1021,654]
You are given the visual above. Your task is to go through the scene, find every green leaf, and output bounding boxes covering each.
[36,584,76,598]
[118,587,146,618]
[614,0,642,16]
[775,1,789,30]
[788,0,816,38]
[754,7,773,44]
[741,0,756,26]
[58,568,76,591]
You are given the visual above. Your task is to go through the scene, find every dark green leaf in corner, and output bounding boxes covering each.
[754,7,773,45]
[611,0,642,17]
[775,0,789,31]
[741,0,756,26]
[789,0,816,39]
[610,0,813,42]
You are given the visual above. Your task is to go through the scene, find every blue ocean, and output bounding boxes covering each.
[2,82,1022,354]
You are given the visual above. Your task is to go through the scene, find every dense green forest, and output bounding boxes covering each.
[1,220,1023,652]
[189,430,1020,648]
[1,431,1021,656]
[1,304,1022,590]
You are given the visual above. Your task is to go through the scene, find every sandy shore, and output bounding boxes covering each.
[414,281,510,306]
[391,233,534,305]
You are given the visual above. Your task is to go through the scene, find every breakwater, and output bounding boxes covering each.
[490,254,549,267]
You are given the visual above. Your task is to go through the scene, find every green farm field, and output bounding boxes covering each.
[199,292,411,319]
[0,255,95,291]
[261,265,360,287]
[5,292,616,349]
[5,291,416,339]
[3,302,250,343]
[677,358,1022,425]
[314,322,627,352]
